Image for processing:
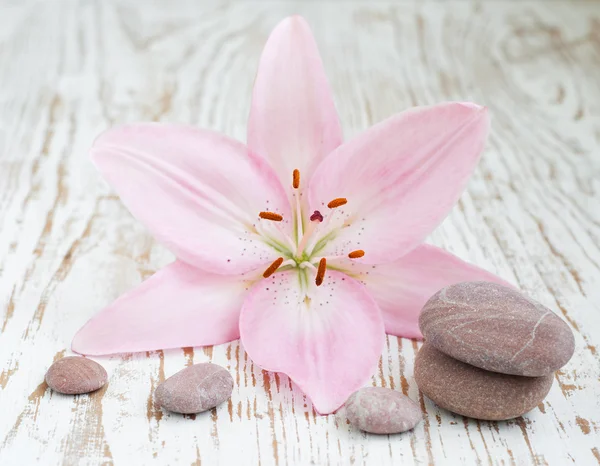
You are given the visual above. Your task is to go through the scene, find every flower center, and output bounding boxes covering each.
[256,169,365,287]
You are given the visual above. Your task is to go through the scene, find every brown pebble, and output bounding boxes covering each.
[345,387,422,434]
[419,281,575,376]
[45,356,108,395]
[414,343,554,420]
[155,363,233,414]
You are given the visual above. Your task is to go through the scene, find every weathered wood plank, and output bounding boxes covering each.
[1,1,599,465]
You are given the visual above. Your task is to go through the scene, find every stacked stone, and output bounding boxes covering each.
[415,281,575,420]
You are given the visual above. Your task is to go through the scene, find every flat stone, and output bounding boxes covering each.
[345,387,422,434]
[419,281,574,376]
[45,356,108,395]
[155,363,233,414]
[415,343,554,420]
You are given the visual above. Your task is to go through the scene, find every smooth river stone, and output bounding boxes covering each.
[415,344,554,420]
[419,281,574,376]
[155,363,233,414]
[45,357,108,395]
[345,387,422,434]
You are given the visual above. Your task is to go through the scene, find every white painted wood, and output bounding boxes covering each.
[1,1,599,465]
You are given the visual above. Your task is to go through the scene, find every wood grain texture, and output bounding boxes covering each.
[1,1,599,464]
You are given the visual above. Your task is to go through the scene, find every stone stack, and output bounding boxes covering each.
[414,281,575,420]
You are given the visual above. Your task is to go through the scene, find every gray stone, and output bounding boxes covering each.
[419,281,574,376]
[155,363,233,414]
[414,343,554,420]
[345,387,422,434]
[45,356,108,395]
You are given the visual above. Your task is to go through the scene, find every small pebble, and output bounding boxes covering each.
[345,387,422,434]
[419,281,575,376]
[414,343,554,420]
[45,356,108,395]
[155,363,233,414]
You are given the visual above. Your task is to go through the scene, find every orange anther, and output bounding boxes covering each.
[263,257,284,278]
[292,169,300,189]
[315,258,327,286]
[259,211,283,221]
[348,250,365,259]
[327,198,347,209]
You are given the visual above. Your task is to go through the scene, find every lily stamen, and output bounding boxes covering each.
[263,257,284,278]
[259,211,283,221]
[291,169,304,241]
[348,250,365,259]
[315,258,327,286]
[327,198,347,209]
[313,251,366,263]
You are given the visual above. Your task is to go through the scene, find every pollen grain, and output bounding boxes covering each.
[315,258,327,286]
[327,198,347,209]
[259,211,283,221]
[263,257,284,278]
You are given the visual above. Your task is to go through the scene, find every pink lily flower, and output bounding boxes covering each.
[73,16,507,414]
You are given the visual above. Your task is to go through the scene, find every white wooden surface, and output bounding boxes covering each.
[1,1,599,465]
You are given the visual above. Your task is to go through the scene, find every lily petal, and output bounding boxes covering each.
[248,16,343,189]
[308,102,490,263]
[346,244,511,339]
[72,261,246,355]
[92,123,291,275]
[239,270,384,414]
